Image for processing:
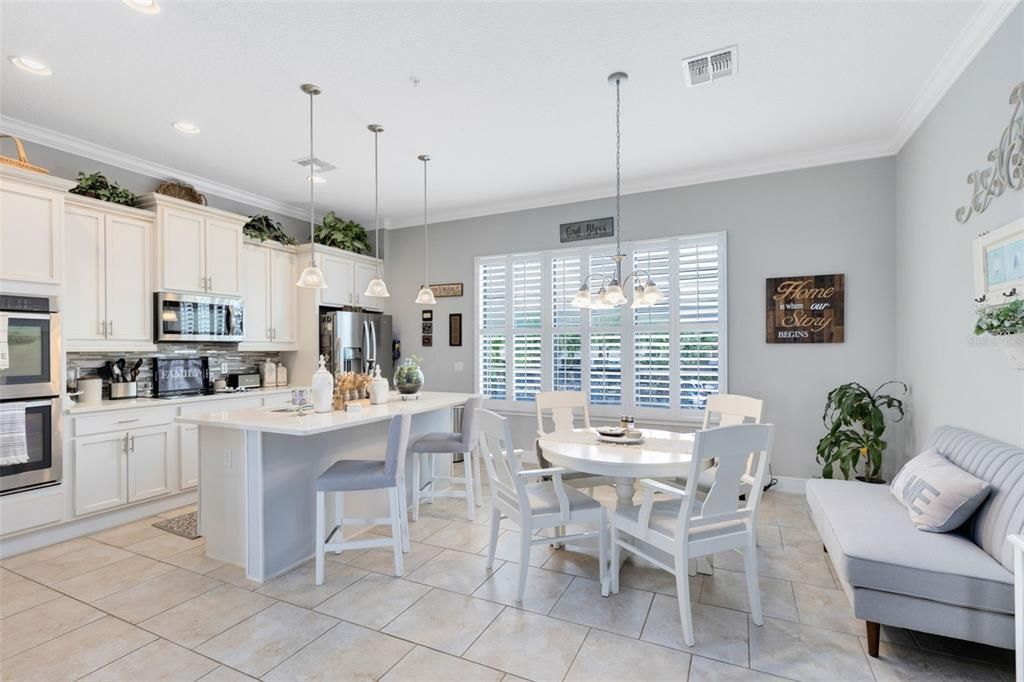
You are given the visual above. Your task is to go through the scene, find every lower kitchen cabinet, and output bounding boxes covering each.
[74,432,129,515]
[128,425,174,502]
[179,424,199,489]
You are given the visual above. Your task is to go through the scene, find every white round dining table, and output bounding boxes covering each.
[538,427,696,510]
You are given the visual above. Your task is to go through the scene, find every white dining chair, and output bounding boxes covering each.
[314,414,411,583]
[610,422,775,646]
[535,391,613,493]
[478,408,609,602]
[674,393,764,491]
[410,396,483,521]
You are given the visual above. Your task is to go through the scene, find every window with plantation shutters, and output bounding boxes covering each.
[475,231,726,419]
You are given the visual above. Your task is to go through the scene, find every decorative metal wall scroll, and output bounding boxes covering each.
[955,80,1023,224]
[427,283,464,297]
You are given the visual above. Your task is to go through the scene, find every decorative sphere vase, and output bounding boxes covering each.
[394,360,424,396]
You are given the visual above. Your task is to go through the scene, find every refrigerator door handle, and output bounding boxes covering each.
[369,321,377,363]
[363,321,371,367]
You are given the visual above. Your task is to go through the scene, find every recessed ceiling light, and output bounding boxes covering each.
[122,0,160,14]
[307,176,326,184]
[172,121,200,135]
[10,56,52,76]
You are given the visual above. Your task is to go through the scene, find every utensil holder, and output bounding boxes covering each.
[109,382,138,400]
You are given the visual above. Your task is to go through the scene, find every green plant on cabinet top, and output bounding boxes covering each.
[243,214,297,246]
[69,172,138,207]
[314,211,371,255]
[975,299,1024,336]
[816,380,907,483]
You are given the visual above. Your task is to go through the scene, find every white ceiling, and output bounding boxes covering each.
[1,1,1017,228]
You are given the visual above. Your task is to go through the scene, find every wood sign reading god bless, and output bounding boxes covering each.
[765,274,845,344]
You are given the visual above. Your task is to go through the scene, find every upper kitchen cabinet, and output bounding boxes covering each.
[240,240,297,350]
[64,195,155,351]
[295,243,382,311]
[0,167,75,290]
[137,193,244,297]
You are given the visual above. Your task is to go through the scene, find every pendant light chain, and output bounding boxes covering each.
[373,127,381,275]
[308,89,316,265]
[615,76,622,261]
[423,156,429,285]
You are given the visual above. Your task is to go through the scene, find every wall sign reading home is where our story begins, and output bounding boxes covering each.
[765,274,845,343]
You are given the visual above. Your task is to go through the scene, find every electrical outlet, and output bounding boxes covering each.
[454,362,464,372]
[220,362,229,374]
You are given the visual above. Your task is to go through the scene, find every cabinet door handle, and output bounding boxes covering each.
[99,321,105,337]
[108,319,113,337]
[129,435,135,453]
[271,328,276,341]
[123,433,130,453]
[207,275,213,291]
[116,418,140,424]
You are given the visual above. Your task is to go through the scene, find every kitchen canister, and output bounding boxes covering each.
[276,365,288,387]
[261,360,277,388]
[369,365,389,405]
[79,377,102,403]
[311,355,333,413]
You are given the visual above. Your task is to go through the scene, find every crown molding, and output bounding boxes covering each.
[1,116,311,222]
[891,0,1021,151]
[387,137,896,229]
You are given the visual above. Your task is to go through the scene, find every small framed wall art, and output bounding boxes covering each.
[974,216,1024,304]
[765,274,845,343]
[449,313,463,347]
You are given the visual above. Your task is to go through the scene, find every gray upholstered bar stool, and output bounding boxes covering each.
[314,413,411,584]
[410,396,483,522]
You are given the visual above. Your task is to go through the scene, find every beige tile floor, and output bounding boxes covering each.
[0,491,1014,681]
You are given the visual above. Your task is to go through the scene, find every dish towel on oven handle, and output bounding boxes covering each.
[0,402,29,466]
[0,313,9,371]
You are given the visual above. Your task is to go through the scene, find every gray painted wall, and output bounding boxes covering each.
[382,158,900,479]
[895,5,1024,458]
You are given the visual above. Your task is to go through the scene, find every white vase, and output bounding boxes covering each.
[994,333,1024,370]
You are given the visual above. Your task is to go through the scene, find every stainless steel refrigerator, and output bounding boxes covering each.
[319,310,394,383]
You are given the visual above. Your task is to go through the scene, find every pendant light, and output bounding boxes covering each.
[571,72,665,308]
[414,154,437,305]
[362,124,391,298]
[296,83,328,289]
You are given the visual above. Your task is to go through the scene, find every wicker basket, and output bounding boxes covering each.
[0,134,48,174]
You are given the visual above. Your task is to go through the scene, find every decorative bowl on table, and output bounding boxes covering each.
[393,358,424,398]
[597,426,645,444]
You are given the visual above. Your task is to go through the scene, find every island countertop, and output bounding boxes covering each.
[175,391,476,436]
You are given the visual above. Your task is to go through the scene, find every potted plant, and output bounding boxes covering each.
[314,211,371,255]
[243,215,297,246]
[69,172,137,207]
[975,299,1024,369]
[393,354,424,398]
[816,380,907,483]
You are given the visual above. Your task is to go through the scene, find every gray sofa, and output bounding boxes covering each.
[806,425,1024,657]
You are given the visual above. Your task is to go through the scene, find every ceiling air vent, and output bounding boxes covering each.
[292,156,336,172]
[683,45,737,87]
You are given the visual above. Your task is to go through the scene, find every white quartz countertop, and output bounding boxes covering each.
[175,391,475,436]
[66,386,298,415]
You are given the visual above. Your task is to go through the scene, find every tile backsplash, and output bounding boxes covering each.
[67,343,284,398]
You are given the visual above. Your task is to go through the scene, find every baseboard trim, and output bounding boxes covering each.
[0,491,197,559]
[770,476,807,495]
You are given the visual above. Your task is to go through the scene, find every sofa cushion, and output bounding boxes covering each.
[890,448,991,532]
[806,478,1013,614]
[925,426,1024,572]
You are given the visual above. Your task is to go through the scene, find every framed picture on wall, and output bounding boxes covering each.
[974,216,1024,303]
[421,310,433,321]
[449,313,463,347]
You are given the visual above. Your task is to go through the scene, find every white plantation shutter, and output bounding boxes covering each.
[634,332,671,408]
[512,334,542,401]
[679,330,720,410]
[589,333,622,405]
[512,260,542,329]
[475,231,725,419]
[480,335,507,400]
[478,260,508,400]
[552,333,582,392]
[551,256,581,328]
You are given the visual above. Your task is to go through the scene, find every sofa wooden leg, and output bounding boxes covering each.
[866,621,880,657]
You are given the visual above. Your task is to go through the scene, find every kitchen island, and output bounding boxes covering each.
[176,391,474,582]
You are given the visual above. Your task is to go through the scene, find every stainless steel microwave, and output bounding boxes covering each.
[154,292,245,343]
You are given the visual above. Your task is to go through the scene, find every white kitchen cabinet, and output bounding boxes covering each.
[64,197,154,350]
[138,193,244,297]
[354,262,383,311]
[240,241,296,348]
[127,425,173,502]
[74,432,128,515]
[178,424,199,489]
[0,167,75,287]
[320,252,354,307]
[270,248,297,343]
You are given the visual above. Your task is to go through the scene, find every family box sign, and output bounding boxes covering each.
[765,274,845,343]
